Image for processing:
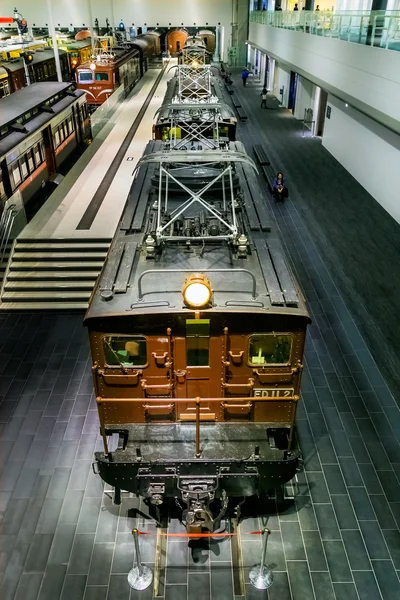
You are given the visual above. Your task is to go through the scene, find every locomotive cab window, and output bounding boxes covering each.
[78,70,93,83]
[186,319,210,367]
[95,72,109,81]
[248,334,293,366]
[103,336,147,367]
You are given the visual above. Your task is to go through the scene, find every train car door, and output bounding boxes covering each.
[174,318,221,421]
[42,125,56,177]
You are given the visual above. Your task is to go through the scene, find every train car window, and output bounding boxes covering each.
[0,80,10,99]
[95,72,109,81]
[11,163,21,187]
[186,319,210,367]
[79,71,93,83]
[34,144,42,167]
[103,336,147,367]
[248,334,293,366]
[0,176,6,200]
[20,158,28,180]
[0,175,6,201]
[27,150,34,173]
[54,129,60,148]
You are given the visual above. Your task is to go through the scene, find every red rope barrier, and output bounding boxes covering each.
[160,532,237,538]
[133,530,264,537]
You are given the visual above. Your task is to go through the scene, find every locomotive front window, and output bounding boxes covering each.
[103,336,147,367]
[78,71,93,82]
[186,319,210,367]
[248,334,293,366]
[95,72,109,81]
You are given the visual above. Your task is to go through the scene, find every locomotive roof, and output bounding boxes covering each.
[0,82,77,129]
[85,141,309,322]
[66,40,92,49]
[0,84,85,156]
[156,76,235,124]
[1,48,67,71]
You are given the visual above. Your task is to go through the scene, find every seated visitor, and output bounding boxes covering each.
[272,172,288,202]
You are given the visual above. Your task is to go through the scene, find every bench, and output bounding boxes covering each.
[262,164,276,193]
[232,97,241,109]
[253,144,270,167]
[236,107,247,122]
[253,144,288,198]
[225,83,234,95]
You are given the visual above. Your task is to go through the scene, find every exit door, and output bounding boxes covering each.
[174,319,220,420]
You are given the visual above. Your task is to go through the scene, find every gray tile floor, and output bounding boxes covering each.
[1,78,400,600]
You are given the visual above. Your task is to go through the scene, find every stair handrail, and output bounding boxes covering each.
[0,205,17,302]
[0,204,17,262]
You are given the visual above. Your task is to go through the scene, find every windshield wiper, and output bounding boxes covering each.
[104,338,129,374]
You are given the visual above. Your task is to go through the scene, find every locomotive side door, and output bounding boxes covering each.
[174,318,221,421]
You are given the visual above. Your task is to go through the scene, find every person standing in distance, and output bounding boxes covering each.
[260,88,268,108]
[242,69,249,86]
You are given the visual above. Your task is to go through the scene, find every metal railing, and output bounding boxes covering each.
[0,204,16,266]
[250,10,400,50]
[90,83,126,138]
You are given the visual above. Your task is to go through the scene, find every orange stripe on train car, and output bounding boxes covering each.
[55,131,76,156]
[18,161,47,193]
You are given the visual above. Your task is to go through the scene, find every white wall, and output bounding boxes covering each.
[273,63,290,107]
[293,75,314,120]
[248,23,400,133]
[1,0,234,60]
[323,94,400,223]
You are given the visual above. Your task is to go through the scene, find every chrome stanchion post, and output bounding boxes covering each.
[127,528,153,590]
[249,528,273,590]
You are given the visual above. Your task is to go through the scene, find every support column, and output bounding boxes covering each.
[46,0,62,82]
[366,0,388,47]
[110,0,116,33]
[236,0,250,66]
[87,0,95,56]
[263,53,268,88]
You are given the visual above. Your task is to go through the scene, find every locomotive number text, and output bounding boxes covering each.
[253,388,294,398]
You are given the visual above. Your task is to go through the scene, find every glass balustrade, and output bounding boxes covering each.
[250,10,400,51]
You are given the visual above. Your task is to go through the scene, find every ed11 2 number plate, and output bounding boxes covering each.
[253,388,294,398]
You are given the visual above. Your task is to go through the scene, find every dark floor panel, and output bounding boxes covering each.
[1,76,400,600]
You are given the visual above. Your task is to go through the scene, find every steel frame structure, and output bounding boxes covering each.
[155,102,235,150]
[177,64,212,99]
[181,46,207,66]
[135,150,257,246]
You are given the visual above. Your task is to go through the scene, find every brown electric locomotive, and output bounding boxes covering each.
[85,136,310,533]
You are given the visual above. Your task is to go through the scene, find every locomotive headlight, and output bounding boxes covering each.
[183,273,212,308]
[89,62,96,71]
[191,59,199,68]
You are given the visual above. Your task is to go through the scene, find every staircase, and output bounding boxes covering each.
[0,238,110,310]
